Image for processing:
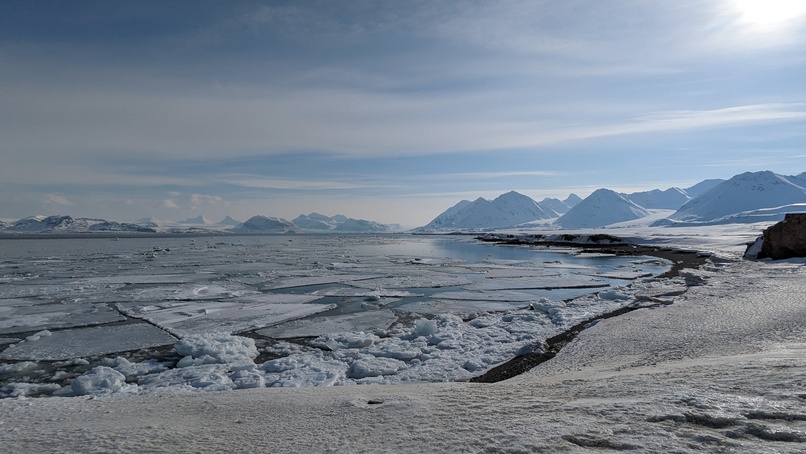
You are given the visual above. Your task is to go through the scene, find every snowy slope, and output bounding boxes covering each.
[563,193,583,208]
[537,197,571,215]
[684,178,724,198]
[3,215,155,234]
[556,189,650,228]
[625,187,690,210]
[216,215,240,226]
[293,213,397,232]
[659,171,806,225]
[232,216,302,234]
[422,191,554,230]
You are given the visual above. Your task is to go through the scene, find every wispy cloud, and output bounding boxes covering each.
[45,193,73,206]
[217,175,369,191]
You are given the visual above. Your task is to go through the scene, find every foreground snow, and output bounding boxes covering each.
[2,232,806,452]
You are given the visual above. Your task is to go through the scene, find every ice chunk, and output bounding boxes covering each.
[99,357,170,380]
[347,354,407,379]
[0,303,126,335]
[174,334,258,367]
[137,364,235,392]
[0,323,177,361]
[598,289,631,300]
[261,353,348,387]
[414,319,439,337]
[119,301,337,338]
[257,310,397,339]
[71,366,133,396]
[312,332,377,350]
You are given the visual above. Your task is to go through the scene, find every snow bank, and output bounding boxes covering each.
[174,334,258,367]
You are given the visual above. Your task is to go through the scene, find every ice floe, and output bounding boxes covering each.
[118,301,337,338]
[257,309,397,339]
[0,324,177,360]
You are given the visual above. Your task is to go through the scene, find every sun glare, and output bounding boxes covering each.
[733,0,806,27]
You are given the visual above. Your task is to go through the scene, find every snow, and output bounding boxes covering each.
[3,229,806,452]
[174,334,258,366]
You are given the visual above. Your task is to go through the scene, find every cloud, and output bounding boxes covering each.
[157,199,179,209]
[218,175,370,190]
[190,193,225,209]
[45,193,73,206]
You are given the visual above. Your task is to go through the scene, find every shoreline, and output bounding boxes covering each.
[470,237,709,383]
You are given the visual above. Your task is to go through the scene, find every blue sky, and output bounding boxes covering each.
[2,0,805,226]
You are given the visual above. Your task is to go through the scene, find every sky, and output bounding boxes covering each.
[1,0,805,227]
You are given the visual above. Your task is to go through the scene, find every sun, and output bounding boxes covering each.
[733,0,806,27]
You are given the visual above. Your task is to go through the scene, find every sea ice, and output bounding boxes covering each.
[0,302,126,335]
[257,309,397,339]
[0,323,177,361]
[347,275,475,289]
[265,274,384,290]
[118,301,337,338]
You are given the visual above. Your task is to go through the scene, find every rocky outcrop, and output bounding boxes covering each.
[745,213,806,260]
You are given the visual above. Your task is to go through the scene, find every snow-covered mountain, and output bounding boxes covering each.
[292,213,398,232]
[684,179,724,198]
[537,197,572,216]
[3,215,156,234]
[216,215,240,226]
[563,193,583,208]
[655,171,806,226]
[422,191,556,230]
[556,189,650,228]
[625,187,690,210]
[232,216,301,234]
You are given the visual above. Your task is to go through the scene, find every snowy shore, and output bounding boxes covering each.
[3,226,806,452]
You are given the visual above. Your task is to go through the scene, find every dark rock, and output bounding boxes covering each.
[747,213,806,260]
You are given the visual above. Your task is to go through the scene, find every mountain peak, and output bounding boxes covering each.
[556,189,649,228]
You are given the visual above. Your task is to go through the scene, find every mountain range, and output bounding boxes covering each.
[3,170,804,235]
[419,170,805,230]
[0,212,403,235]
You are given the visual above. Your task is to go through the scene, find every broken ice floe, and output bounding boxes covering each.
[117,301,337,338]
[0,303,125,335]
[347,275,475,289]
[0,324,177,361]
[265,274,384,290]
[256,309,397,339]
